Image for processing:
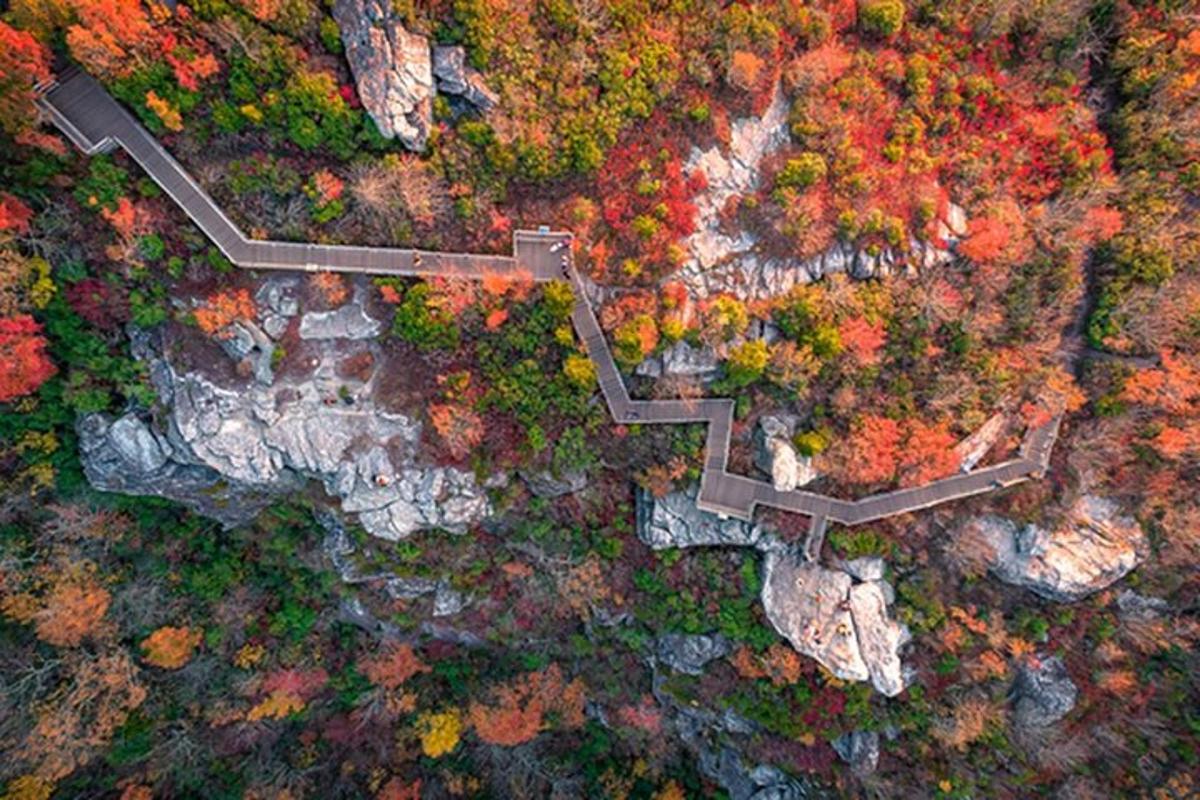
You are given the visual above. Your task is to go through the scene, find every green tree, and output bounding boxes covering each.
[859,0,904,37]
[776,152,827,190]
[724,340,769,388]
[392,284,460,350]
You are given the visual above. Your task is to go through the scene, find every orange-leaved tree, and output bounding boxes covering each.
[63,0,156,79]
[140,625,202,669]
[0,193,34,237]
[468,664,585,747]
[898,419,960,487]
[14,651,146,780]
[194,288,256,338]
[358,642,430,690]
[428,403,484,461]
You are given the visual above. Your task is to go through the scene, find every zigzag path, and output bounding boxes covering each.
[37,67,1062,540]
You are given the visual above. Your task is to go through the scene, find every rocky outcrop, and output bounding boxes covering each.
[80,324,492,541]
[678,84,788,290]
[1117,589,1169,620]
[661,678,824,800]
[520,468,587,499]
[332,4,496,149]
[954,411,1008,472]
[657,633,732,676]
[678,236,955,302]
[299,299,383,340]
[636,340,721,380]
[334,0,434,150]
[964,495,1147,601]
[672,83,960,302]
[833,730,880,777]
[1012,655,1077,728]
[79,412,280,527]
[432,45,498,110]
[636,486,779,551]
[256,276,300,339]
[839,556,885,583]
[753,415,817,492]
[761,554,910,696]
[320,510,469,619]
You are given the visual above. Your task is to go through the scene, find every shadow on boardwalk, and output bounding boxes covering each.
[38,67,1062,534]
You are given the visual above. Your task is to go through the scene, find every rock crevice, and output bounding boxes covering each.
[761,554,909,696]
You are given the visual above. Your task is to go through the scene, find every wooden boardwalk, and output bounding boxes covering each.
[38,67,1062,530]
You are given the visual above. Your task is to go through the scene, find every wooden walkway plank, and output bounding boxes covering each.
[38,68,1065,531]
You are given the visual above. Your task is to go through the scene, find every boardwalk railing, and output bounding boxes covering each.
[38,67,1062,532]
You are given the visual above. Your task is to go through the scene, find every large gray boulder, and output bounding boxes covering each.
[432,45,498,110]
[656,633,732,676]
[333,0,433,150]
[833,730,880,777]
[256,276,299,339]
[761,554,910,696]
[662,340,721,377]
[953,411,1008,472]
[298,301,382,340]
[1012,655,1077,728]
[848,581,908,696]
[636,486,774,551]
[753,415,817,492]
[964,495,1147,601]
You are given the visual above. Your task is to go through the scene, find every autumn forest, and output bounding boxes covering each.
[0,0,1198,798]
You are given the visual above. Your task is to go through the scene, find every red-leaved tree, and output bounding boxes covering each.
[0,22,51,135]
[0,315,56,402]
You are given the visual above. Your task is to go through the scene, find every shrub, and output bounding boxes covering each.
[137,234,165,262]
[613,314,658,369]
[140,626,202,669]
[563,354,598,389]
[793,429,829,456]
[859,0,904,37]
[728,50,765,90]
[724,339,769,388]
[392,284,460,351]
[776,152,827,190]
[542,280,575,320]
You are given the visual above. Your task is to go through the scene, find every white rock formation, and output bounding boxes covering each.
[334,0,434,149]
[81,318,491,541]
[677,85,789,289]
[761,554,910,696]
[166,364,488,540]
[848,581,908,696]
[333,5,496,150]
[964,495,1147,601]
[753,415,817,492]
[299,300,383,340]
[636,340,722,380]
[954,411,1009,472]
